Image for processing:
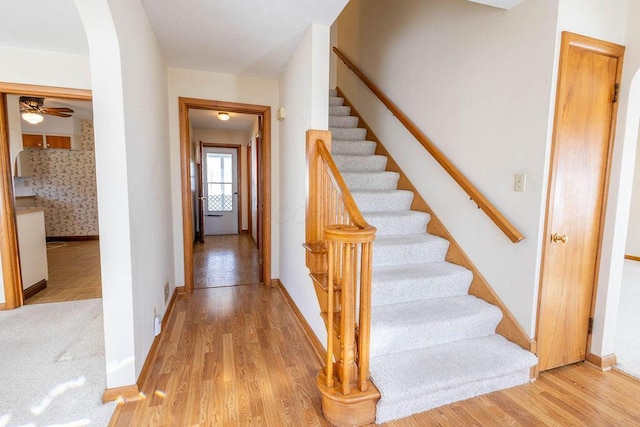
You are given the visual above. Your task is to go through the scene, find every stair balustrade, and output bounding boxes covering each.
[304,129,379,425]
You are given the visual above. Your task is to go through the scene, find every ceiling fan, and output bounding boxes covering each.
[19,96,74,124]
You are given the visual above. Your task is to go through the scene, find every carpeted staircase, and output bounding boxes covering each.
[328,89,538,423]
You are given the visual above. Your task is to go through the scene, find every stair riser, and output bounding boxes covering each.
[370,304,502,357]
[329,115,359,128]
[332,140,377,156]
[331,127,368,141]
[371,269,472,306]
[330,96,344,106]
[373,239,449,267]
[329,106,352,116]
[329,89,338,97]
[352,191,414,212]
[364,213,430,236]
[343,172,400,191]
[334,155,387,172]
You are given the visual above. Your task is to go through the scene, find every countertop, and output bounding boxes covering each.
[16,207,45,215]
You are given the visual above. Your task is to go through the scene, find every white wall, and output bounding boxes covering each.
[278,24,330,345]
[168,68,279,285]
[108,0,174,380]
[76,0,174,387]
[74,0,135,388]
[625,0,640,257]
[0,46,91,90]
[0,48,91,306]
[337,0,559,336]
[193,128,251,231]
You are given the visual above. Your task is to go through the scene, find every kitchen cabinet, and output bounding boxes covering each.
[16,208,48,299]
[22,133,72,149]
[22,134,44,148]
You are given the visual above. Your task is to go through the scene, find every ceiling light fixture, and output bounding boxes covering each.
[218,112,230,121]
[22,111,44,125]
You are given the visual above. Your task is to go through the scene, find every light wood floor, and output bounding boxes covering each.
[193,235,261,288]
[25,240,102,304]
[110,284,640,426]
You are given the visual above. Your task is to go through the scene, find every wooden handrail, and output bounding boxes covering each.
[333,47,524,243]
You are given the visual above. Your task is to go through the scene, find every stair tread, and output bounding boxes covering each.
[370,334,537,403]
[364,211,430,236]
[364,210,428,218]
[371,295,501,328]
[370,295,503,356]
[329,105,352,116]
[331,140,377,155]
[374,233,446,247]
[334,154,387,172]
[371,262,472,305]
[343,171,400,191]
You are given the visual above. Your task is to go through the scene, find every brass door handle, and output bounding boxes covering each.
[552,233,568,244]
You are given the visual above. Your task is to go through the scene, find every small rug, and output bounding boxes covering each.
[615,260,640,379]
[0,299,116,426]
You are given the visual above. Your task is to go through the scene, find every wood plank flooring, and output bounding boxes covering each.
[25,240,102,304]
[109,283,640,426]
[194,235,261,288]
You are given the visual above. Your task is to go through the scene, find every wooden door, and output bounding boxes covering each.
[537,32,624,371]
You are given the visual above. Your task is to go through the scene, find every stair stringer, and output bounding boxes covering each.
[336,87,535,360]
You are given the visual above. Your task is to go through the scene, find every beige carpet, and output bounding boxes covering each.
[0,298,115,426]
[616,260,640,379]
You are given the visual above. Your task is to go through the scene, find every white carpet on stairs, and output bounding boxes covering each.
[0,299,116,427]
[328,89,537,423]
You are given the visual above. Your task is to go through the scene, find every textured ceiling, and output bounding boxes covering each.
[140,0,349,78]
[0,0,348,79]
[0,0,89,54]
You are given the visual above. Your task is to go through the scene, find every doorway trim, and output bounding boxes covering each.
[535,32,624,370]
[201,143,243,236]
[0,82,92,310]
[179,98,271,292]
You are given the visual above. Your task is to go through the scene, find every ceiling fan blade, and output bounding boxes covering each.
[43,111,73,118]
[42,107,74,113]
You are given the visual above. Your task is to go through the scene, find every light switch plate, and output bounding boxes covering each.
[514,173,526,192]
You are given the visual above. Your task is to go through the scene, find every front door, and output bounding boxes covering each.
[537,32,624,371]
[203,146,239,235]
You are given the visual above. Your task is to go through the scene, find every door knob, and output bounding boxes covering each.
[552,233,568,244]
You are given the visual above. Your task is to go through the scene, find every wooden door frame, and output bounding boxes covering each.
[0,83,92,310]
[246,143,252,238]
[201,143,243,235]
[535,32,624,369]
[196,141,205,243]
[179,98,271,292]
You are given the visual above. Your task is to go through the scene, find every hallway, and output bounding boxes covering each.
[194,235,261,288]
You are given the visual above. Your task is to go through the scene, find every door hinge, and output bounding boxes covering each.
[613,83,620,103]
[588,317,594,334]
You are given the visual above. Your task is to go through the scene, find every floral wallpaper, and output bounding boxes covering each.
[29,121,99,237]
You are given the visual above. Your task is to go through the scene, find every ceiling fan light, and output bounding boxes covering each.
[218,112,230,121]
[22,111,44,125]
